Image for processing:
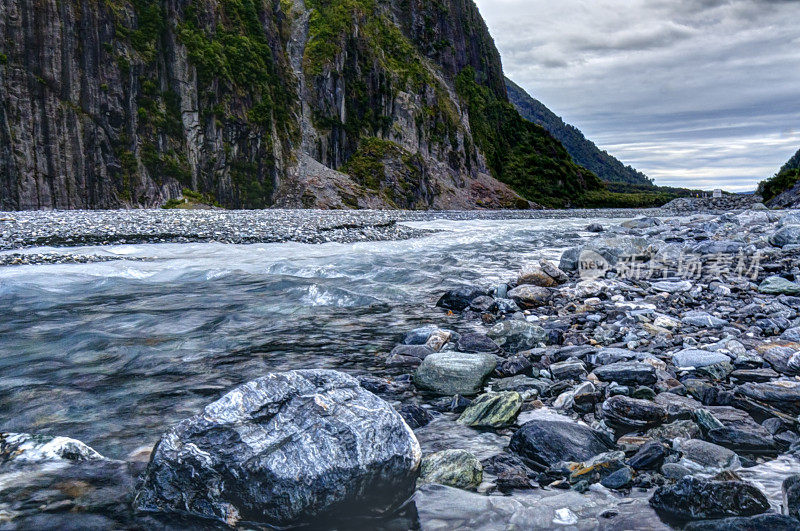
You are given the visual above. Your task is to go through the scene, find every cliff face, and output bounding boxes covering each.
[0,0,592,210]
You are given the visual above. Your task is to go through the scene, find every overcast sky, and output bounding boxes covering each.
[473,0,800,191]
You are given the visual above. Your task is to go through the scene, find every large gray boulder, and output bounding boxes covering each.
[414,352,497,396]
[486,320,546,353]
[134,370,421,527]
[650,477,769,520]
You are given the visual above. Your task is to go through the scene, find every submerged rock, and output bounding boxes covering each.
[134,370,421,527]
[509,419,614,469]
[684,514,800,530]
[414,352,497,396]
[417,449,483,491]
[650,477,770,520]
[457,391,522,428]
[0,432,105,463]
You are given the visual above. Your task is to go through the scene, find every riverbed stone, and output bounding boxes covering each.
[456,333,501,354]
[518,266,558,287]
[682,311,728,329]
[706,427,777,455]
[386,344,434,368]
[672,349,730,368]
[549,358,587,381]
[735,380,800,414]
[509,419,614,469]
[601,395,668,431]
[759,276,800,295]
[0,432,106,463]
[593,361,657,386]
[769,226,800,248]
[684,514,800,530]
[457,391,522,428]
[417,450,482,490]
[507,285,552,309]
[134,370,421,527]
[652,280,693,293]
[414,352,497,396]
[783,474,800,520]
[677,439,740,472]
[650,477,770,520]
[486,320,546,353]
[436,287,486,311]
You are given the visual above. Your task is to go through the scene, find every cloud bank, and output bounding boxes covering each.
[474,0,800,191]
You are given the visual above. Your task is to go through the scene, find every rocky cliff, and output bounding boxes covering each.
[0,0,597,210]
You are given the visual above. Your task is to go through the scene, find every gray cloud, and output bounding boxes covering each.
[475,0,800,191]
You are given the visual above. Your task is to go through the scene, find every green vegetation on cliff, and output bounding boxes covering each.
[757,148,800,203]
[456,68,602,207]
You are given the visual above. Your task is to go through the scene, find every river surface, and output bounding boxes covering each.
[0,216,609,459]
[1,211,798,529]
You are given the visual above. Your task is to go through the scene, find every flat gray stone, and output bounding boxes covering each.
[415,352,497,396]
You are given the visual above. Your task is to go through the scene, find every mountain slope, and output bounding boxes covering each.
[759,147,800,207]
[0,0,599,210]
[505,78,652,187]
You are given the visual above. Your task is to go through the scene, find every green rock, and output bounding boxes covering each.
[694,409,725,434]
[414,352,497,396]
[632,386,656,400]
[759,276,800,295]
[417,449,483,490]
[457,391,522,428]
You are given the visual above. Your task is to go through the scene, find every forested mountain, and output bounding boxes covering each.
[505,78,652,187]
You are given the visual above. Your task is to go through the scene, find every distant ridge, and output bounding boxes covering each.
[505,78,653,187]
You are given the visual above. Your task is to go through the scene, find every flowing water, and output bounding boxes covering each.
[1,212,798,529]
[0,217,603,459]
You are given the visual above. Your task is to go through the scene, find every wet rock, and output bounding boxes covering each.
[601,395,668,431]
[426,329,453,351]
[490,375,549,395]
[706,427,777,455]
[414,352,497,396]
[735,381,800,414]
[495,356,533,378]
[469,295,498,313]
[539,259,569,284]
[627,441,670,471]
[430,394,472,414]
[134,370,420,526]
[486,320,546,353]
[681,311,728,329]
[0,432,106,463]
[457,391,522,428]
[507,285,552,309]
[569,451,627,485]
[436,287,486,312]
[650,476,770,520]
[397,404,434,430]
[769,225,800,248]
[402,325,441,345]
[678,439,740,472]
[509,419,614,469]
[417,450,482,491]
[762,346,800,375]
[518,266,558,287]
[672,349,730,368]
[622,217,662,229]
[456,333,501,354]
[593,361,657,386]
[647,420,702,441]
[684,514,800,530]
[586,223,605,233]
[759,276,800,296]
[386,344,434,368]
[694,409,725,433]
[549,358,587,381]
[661,463,692,481]
[783,474,800,520]
[601,466,634,490]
